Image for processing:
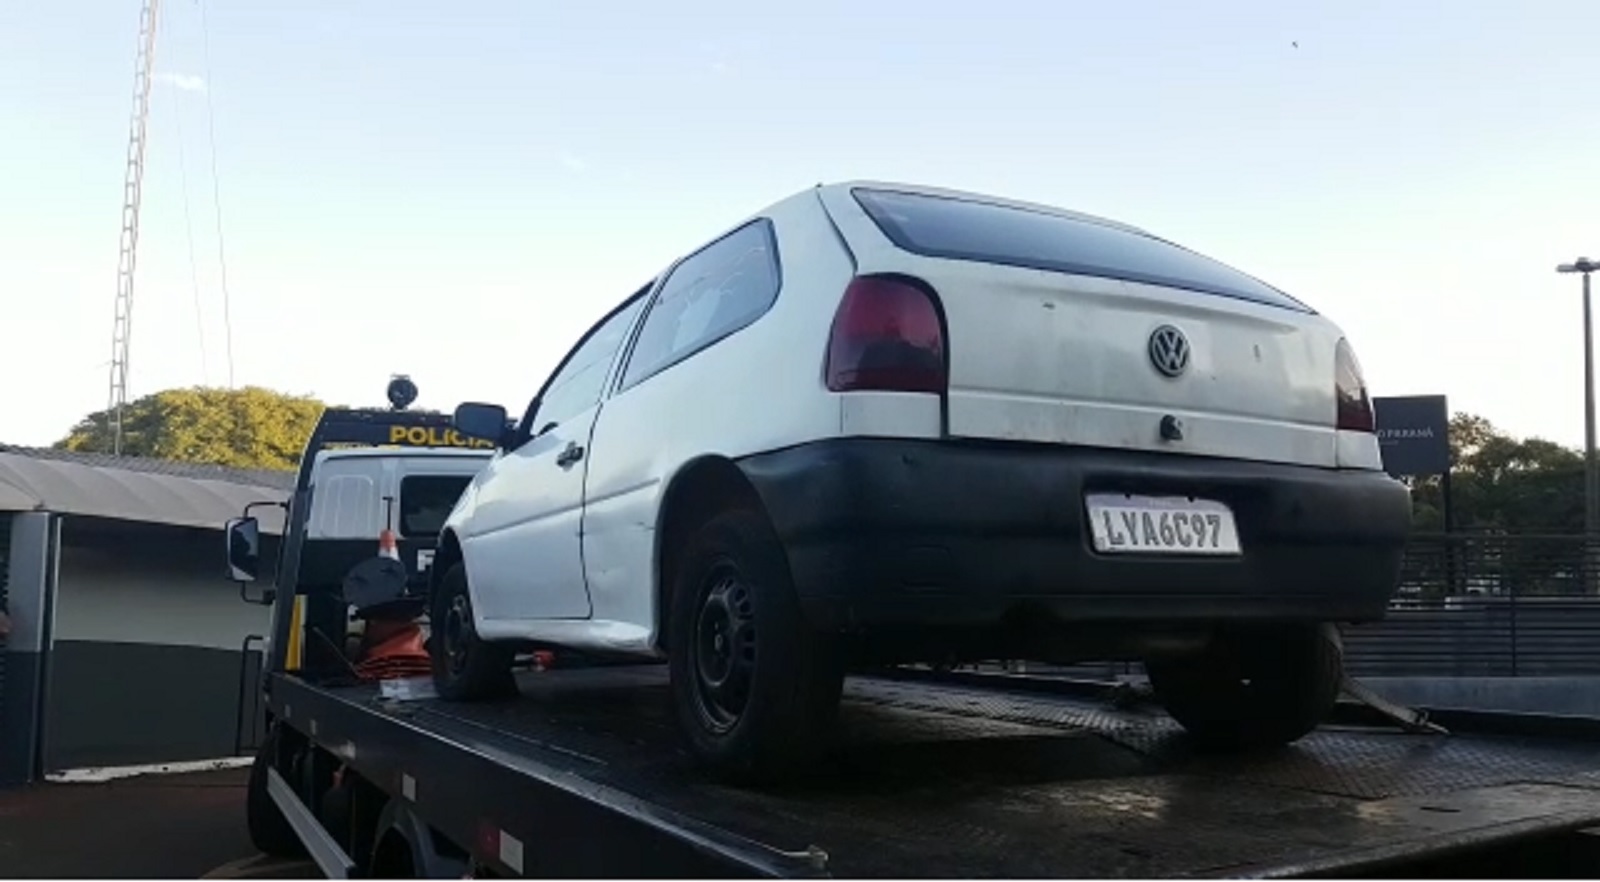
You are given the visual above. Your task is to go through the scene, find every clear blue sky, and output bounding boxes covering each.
[2,0,1598,447]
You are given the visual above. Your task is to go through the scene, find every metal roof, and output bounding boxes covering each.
[0,445,290,534]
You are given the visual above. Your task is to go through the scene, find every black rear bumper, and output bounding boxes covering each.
[736,438,1412,634]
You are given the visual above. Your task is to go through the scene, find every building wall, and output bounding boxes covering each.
[42,517,275,771]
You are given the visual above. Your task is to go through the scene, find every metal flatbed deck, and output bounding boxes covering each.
[269,666,1600,878]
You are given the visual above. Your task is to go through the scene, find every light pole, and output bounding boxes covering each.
[1559,257,1600,558]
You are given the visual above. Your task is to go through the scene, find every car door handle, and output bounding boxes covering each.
[556,442,585,467]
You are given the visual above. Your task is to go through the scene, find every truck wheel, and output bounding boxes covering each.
[247,730,306,858]
[1145,623,1344,752]
[430,563,516,701]
[668,508,845,784]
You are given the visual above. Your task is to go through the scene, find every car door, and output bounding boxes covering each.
[461,291,650,622]
[580,219,786,629]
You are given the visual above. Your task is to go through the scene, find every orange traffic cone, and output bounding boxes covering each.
[356,618,432,681]
[377,526,401,561]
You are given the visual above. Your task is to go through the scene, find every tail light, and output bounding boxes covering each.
[824,275,946,393]
[1335,338,1375,432]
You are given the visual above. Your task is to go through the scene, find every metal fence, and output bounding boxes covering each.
[1001,534,1600,681]
[1343,532,1600,677]
[1392,533,1600,600]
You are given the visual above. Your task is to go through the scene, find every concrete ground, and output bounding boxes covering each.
[0,767,315,879]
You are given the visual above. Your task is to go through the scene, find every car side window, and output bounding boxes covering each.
[619,219,780,390]
[526,292,649,435]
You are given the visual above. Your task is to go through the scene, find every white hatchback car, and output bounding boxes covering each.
[434,181,1412,781]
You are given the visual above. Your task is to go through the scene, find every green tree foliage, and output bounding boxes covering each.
[56,386,329,471]
[1407,413,1584,534]
[1393,414,1589,598]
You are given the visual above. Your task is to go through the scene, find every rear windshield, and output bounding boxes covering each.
[852,188,1309,312]
[399,475,472,538]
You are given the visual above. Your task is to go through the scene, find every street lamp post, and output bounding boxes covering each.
[1559,257,1600,587]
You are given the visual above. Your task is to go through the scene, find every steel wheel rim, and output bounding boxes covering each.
[691,559,756,734]
[444,593,473,676]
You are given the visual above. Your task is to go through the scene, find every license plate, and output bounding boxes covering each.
[1085,493,1242,556]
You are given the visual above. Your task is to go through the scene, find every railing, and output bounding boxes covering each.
[1343,597,1600,677]
[1344,532,1600,677]
[1392,532,1600,600]
[977,534,1600,681]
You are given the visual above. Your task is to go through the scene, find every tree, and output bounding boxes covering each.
[57,386,329,471]
[1407,413,1584,534]
[1405,413,1587,597]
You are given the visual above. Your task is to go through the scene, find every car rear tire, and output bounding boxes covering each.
[1145,622,1344,751]
[430,563,517,701]
[668,508,845,784]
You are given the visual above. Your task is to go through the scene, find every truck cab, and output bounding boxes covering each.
[223,408,496,680]
[300,447,488,589]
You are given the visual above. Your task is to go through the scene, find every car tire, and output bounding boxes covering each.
[430,562,517,701]
[668,508,846,784]
[1145,622,1344,752]
[246,729,306,859]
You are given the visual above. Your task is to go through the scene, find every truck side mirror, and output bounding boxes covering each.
[226,516,262,583]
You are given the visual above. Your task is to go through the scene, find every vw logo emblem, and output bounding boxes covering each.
[1148,325,1190,378]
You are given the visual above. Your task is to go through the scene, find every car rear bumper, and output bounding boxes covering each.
[736,438,1412,634]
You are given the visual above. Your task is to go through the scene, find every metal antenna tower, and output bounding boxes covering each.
[107,0,161,456]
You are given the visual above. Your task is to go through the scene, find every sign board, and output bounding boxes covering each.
[305,408,496,457]
[1373,395,1450,476]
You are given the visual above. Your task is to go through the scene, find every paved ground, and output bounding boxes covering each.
[0,767,315,879]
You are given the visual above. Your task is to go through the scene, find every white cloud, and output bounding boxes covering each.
[155,72,207,94]
[557,152,589,172]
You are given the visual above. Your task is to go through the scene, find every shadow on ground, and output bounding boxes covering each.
[0,767,314,879]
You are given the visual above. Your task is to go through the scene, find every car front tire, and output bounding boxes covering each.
[429,562,517,701]
[667,508,845,784]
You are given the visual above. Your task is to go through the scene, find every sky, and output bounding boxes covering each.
[2,0,1598,449]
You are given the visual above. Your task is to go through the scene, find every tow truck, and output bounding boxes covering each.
[224,403,1600,878]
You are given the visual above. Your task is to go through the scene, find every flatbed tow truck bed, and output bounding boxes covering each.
[266,666,1600,878]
